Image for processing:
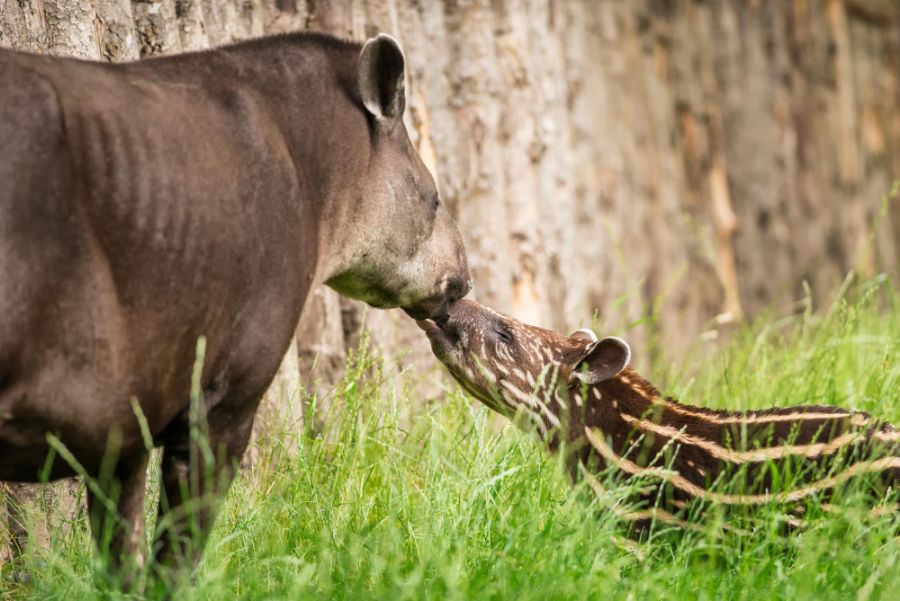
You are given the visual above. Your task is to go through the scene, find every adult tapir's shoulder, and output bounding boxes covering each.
[1,49,150,149]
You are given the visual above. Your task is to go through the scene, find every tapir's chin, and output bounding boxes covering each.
[414,318,441,335]
[415,318,456,359]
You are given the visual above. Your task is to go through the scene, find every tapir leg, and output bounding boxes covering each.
[87,449,150,588]
[151,395,259,582]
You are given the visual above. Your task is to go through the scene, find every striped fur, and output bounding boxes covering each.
[417,300,899,533]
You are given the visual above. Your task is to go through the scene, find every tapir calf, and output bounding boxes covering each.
[418,300,899,533]
[0,32,469,578]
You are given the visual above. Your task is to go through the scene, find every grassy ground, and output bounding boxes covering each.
[2,276,899,600]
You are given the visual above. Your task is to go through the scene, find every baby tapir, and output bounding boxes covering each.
[418,300,899,532]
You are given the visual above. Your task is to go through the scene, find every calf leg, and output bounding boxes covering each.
[87,450,150,589]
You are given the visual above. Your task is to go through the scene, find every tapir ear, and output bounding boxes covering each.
[569,328,598,345]
[358,33,406,122]
[572,337,631,384]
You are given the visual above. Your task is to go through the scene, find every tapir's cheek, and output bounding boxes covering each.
[430,340,454,361]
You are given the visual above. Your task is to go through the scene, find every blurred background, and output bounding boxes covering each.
[2,0,900,407]
[2,0,900,562]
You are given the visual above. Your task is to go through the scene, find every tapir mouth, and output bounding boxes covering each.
[402,298,450,322]
[415,318,441,335]
[415,317,457,359]
[415,317,449,341]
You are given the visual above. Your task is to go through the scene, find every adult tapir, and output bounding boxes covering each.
[0,32,470,579]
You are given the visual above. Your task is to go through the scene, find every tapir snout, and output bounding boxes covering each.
[416,299,601,421]
[400,212,472,321]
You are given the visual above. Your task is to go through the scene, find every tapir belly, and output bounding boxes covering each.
[0,210,307,482]
[0,220,191,481]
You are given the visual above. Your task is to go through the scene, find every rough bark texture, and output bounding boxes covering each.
[2,0,900,560]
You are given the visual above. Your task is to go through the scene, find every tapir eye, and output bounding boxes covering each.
[496,328,513,344]
[429,192,440,215]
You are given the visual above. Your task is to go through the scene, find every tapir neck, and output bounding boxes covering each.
[580,368,662,434]
[217,39,370,285]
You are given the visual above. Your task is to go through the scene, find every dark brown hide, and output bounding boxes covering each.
[0,32,470,575]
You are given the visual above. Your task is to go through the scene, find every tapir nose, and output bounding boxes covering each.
[408,256,471,321]
[429,273,471,326]
[446,238,472,302]
[443,298,476,328]
[446,276,472,302]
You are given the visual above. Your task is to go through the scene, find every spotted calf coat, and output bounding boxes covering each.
[417,300,899,532]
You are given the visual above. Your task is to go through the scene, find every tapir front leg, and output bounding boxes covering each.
[151,396,259,584]
[87,449,150,589]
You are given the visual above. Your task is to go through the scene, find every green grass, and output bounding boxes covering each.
[3,275,899,600]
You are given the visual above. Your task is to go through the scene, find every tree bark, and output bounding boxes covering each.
[2,0,900,562]
[44,0,99,57]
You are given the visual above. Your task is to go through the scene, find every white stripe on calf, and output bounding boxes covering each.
[500,381,561,427]
[619,375,858,425]
[584,426,900,506]
[619,413,867,463]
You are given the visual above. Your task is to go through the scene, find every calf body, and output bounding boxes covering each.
[0,32,470,578]
[419,300,899,531]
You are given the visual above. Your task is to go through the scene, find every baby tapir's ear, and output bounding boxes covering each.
[358,33,406,122]
[572,337,631,384]
[569,328,598,344]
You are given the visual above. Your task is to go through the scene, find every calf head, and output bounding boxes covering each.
[323,34,470,321]
[417,299,631,430]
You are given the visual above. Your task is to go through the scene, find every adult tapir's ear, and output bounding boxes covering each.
[572,337,631,384]
[358,33,406,122]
